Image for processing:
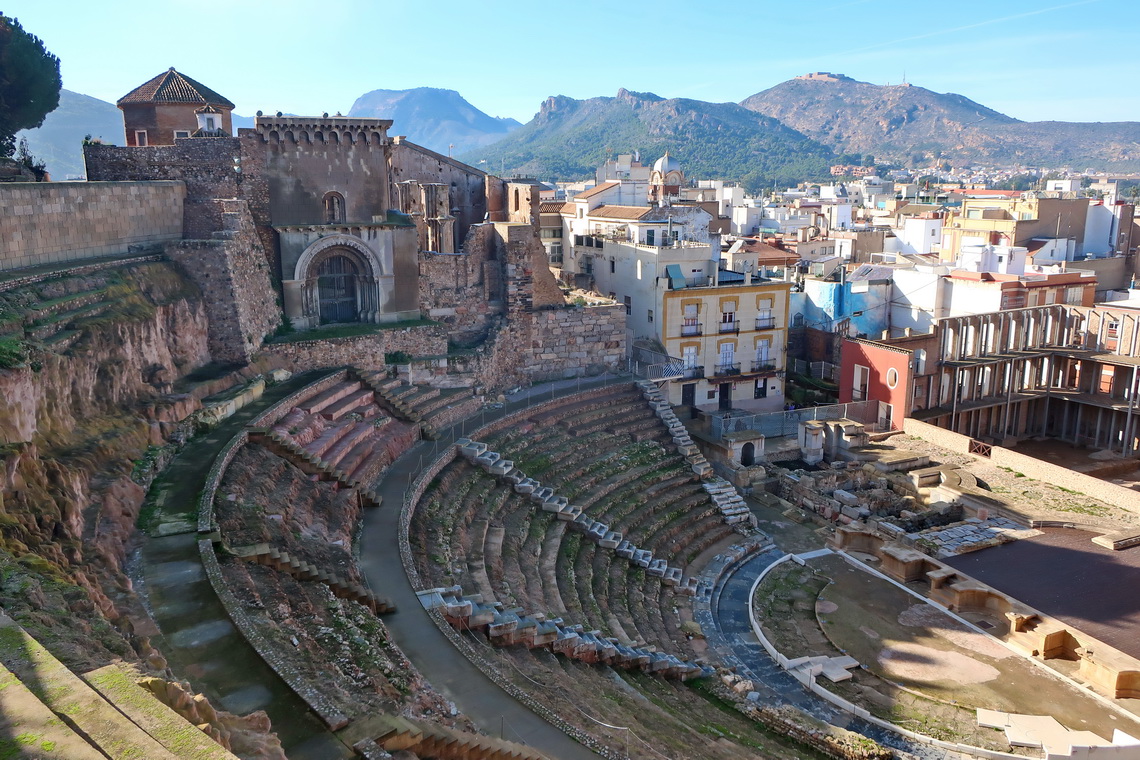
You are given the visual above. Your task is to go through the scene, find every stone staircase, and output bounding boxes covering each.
[231,543,395,614]
[0,612,238,760]
[636,380,759,529]
[418,586,711,681]
[456,438,699,595]
[359,372,440,439]
[343,714,550,759]
[254,429,384,508]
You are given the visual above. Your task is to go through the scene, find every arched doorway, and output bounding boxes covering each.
[741,442,755,467]
[317,254,359,323]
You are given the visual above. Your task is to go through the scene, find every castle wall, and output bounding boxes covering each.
[389,139,486,245]
[0,181,185,271]
[166,200,282,364]
[84,139,249,241]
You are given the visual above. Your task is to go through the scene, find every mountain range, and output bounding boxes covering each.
[348,87,519,156]
[17,75,1140,185]
[459,89,833,191]
[740,74,1140,171]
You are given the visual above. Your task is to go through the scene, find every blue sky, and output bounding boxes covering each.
[5,0,1138,123]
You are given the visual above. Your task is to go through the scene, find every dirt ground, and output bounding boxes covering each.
[810,554,1140,744]
[889,435,1140,529]
[753,554,1140,750]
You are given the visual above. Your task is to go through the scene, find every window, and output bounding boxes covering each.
[647,309,654,323]
[323,192,346,223]
[671,229,679,243]
[610,260,615,274]
[135,130,148,146]
[720,301,737,333]
[718,342,735,372]
[636,259,642,280]
[646,229,655,246]
[682,345,698,368]
[707,390,717,400]
[1064,286,1083,305]
[886,368,899,389]
[624,296,631,315]
[174,130,190,139]
[1108,320,1120,338]
[754,379,768,399]
[205,116,216,130]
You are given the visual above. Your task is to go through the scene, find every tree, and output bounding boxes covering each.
[0,14,61,158]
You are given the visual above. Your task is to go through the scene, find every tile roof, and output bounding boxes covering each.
[118,68,235,108]
[742,239,799,263]
[573,181,619,200]
[588,205,655,220]
[539,201,567,213]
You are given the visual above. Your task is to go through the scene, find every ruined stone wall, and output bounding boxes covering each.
[520,305,626,382]
[84,140,252,242]
[166,199,282,364]
[258,324,448,373]
[903,418,1140,514]
[0,181,185,271]
[389,138,486,244]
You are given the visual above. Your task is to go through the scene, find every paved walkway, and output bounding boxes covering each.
[140,371,353,759]
[358,374,630,760]
[696,546,955,760]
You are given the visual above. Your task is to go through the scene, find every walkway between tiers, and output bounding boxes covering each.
[359,373,633,760]
[140,371,354,760]
[698,548,953,760]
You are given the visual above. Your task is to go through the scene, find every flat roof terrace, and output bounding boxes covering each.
[946,527,1140,662]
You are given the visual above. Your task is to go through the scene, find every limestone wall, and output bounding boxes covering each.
[520,304,627,382]
[903,418,1140,514]
[0,181,185,271]
[167,200,281,364]
[258,324,448,373]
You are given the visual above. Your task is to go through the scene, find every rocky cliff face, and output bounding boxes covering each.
[0,262,210,671]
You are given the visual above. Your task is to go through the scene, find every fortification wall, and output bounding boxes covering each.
[0,181,185,271]
[166,199,282,364]
[259,324,448,373]
[84,140,252,241]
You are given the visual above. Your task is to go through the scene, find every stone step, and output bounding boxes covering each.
[298,380,362,415]
[320,388,376,421]
[82,664,239,759]
[0,613,180,759]
[318,422,377,471]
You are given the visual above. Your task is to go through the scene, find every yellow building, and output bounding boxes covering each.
[660,268,792,412]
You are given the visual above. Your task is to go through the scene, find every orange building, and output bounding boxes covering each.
[117,68,235,147]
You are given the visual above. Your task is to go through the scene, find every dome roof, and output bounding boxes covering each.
[652,152,681,174]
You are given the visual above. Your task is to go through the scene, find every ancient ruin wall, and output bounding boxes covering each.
[0,181,185,271]
[258,324,448,373]
[903,418,1140,514]
[166,200,282,364]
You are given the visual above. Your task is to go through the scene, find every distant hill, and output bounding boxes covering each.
[460,89,834,191]
[17,90,123,179]
[741,75,1140,170]
[17,90,260,179]
[348,87,520,156]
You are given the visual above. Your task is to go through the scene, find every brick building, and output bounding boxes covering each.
[117,68,235,147]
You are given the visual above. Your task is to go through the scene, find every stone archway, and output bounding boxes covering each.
[288,234,384,327]
[741,442,755,467]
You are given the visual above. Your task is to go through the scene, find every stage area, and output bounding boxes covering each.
[946,527,1140,661]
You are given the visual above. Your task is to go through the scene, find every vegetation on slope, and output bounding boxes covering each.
[462,89,834,192]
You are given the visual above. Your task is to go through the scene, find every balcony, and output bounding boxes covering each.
[718,320,740,334]
[713,362,742,377]
[680,322,703,337]
[751,360,778,373]
[682,366,705,380]
[755,317,776,330]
